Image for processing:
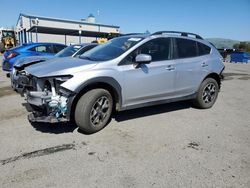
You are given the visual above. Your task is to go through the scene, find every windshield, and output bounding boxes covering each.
[55,45,82,57]
[2,31,15,38]
[79,36,144,61]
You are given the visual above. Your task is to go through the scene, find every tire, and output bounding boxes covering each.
[193,78,219,109]
[74,89,113,134]
[0,43,5,53]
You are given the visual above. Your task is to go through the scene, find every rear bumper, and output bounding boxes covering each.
[2,60,12,72]
[220,66,225,80]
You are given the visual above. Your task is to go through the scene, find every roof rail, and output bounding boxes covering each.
[151,31,203,40]
[121,33,146,36]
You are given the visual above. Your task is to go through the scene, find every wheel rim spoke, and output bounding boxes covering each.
[202,83,216,104]
[92,115,100,125]
[90,96,110,127]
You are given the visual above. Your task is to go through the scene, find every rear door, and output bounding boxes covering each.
[119,37,176,107]
[173,38,211,96]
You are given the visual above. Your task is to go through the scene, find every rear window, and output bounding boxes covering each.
[9,44,27,51]
[175,38,197,58]
[197,42,211,56]
[54,45,66,53]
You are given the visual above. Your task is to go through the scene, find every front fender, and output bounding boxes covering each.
[65,76,122,121]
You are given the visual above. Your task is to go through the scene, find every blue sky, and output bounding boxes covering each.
[0,0,249,41]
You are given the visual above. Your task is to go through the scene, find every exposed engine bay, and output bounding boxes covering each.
[21,74,73,123]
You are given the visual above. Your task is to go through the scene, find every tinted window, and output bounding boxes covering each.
[74,44,97,57]
[29,45,53,53]
[55,45,82,57]
[175,38,197,58]
[121,38,171,65]
[197,42,211,56]
[54,45,66,53]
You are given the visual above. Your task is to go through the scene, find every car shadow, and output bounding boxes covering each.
[113,101,192,122]
[30,121,77,134]
[26,101,192,134]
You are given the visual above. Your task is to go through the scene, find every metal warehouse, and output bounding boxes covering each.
[16,13,120,45]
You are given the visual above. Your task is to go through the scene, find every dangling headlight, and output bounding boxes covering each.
[53,75,73,92]
[54,75,73,82]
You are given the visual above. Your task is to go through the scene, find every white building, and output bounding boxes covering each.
[16,13,120,45]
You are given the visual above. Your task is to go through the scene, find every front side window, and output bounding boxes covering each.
[29,45,53,53]
[79,36,144,61]
[120,38,171,65]
[175,38,197,58]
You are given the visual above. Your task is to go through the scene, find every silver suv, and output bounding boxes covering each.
[22,31,225,134]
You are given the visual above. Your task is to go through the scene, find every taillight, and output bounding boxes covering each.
[7,52,19,59]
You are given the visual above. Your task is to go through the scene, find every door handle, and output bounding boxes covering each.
[201,62,208,67]
[165,65,175,71]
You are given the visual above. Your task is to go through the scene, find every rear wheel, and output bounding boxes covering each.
[193,78,219,109]
[74,89,113,134]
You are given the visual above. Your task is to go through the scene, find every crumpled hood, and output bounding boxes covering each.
[14,56,53,69]
[25,57,97,77]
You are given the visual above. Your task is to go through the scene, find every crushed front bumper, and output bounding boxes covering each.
[26,88,75,123]
[28,111,68,123]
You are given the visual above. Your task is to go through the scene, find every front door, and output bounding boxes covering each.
[119,38,176,107]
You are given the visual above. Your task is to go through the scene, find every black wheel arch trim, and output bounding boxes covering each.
[203,72,221,89]
[66,77,122,121]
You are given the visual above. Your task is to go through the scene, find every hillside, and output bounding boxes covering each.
[206,38,240,49]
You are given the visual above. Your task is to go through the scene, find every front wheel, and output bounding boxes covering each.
[74,89,113,134]
[193,78,219,109]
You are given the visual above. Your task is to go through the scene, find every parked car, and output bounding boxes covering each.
[1,42,67,72]
[11,43,98,94]
[20,31,225,134]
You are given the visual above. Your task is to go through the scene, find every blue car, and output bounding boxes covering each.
[2,42,67,72]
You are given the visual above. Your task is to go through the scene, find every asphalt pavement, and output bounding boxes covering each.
[0,62,249,188]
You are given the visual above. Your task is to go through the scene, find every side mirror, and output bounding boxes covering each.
[135,54,152,64]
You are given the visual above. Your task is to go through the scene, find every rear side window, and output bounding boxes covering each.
[54,45,66,53]
[197,42,211,56]
[120,38,171,65]
[175,38,197,58]
[29,45,53,53]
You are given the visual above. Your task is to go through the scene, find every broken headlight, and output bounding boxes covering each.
[53,75,73,92]
[59,86,74,97]
[54,75,73,82]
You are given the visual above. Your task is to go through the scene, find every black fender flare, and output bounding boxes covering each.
[67,77,122,121]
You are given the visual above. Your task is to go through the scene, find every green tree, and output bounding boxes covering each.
[233,42,250,53]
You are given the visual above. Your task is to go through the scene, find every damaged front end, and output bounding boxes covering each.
[26,75,75,123]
